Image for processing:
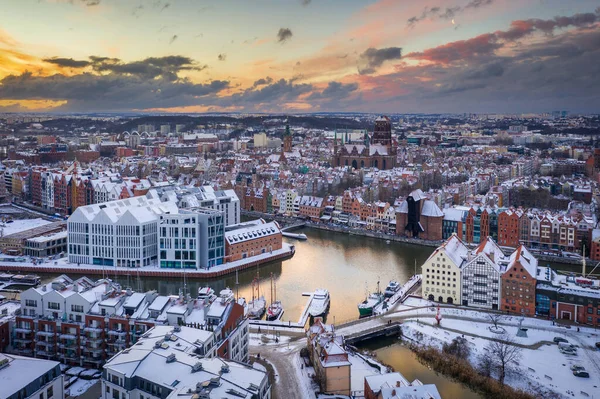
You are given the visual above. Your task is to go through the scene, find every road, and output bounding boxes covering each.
[250,337,313,399]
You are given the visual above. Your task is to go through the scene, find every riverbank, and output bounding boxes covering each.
[242,210,592,268]
[0,243,295,279]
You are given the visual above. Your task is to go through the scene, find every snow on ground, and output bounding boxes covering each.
[66,378,99,397]
[65,367,86,377]
[79,369,101,379]
[400,317,600,399]
[348,353,381,392]
[249,333,291,346]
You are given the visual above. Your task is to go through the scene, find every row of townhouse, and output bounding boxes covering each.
[13,275,249,368]
[441,206,595,251]
[422,235,600,326]
[422,235,538,316]
[26,166,152,216]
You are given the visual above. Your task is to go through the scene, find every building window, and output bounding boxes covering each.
[47,386,54,399]
[25,299,37,307]
[71,305,84,313]
[48,302,60,310]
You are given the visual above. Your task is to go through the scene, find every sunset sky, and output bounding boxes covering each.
[0,0,599,113]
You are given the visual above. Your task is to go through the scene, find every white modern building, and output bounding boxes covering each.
[0,353,64,399]
[158,208,224,269]
[67,196,178,267]
[153,185,240,226]
[101,325,268,399]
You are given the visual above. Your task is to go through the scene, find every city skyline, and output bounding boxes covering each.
[0,0,599,114]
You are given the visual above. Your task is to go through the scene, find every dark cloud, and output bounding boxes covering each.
[160,3,170,12]
[497,13,599,41]
[307,81,358,100]
[221,78,312,110]
[0,71,229,111]
[407,33,500,64]
[252,77,273,87]
[169,35,178,45]
[41,55,207,81]
[407,12,599,64]
[43,57,91,68]
[217,53,227,61]
[407,1,494,27]
[277,28,293,43]
[358,47,402,74]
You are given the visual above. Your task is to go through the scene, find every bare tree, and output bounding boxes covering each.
[487,313,505,332]
[483,334,522,384]
[442,336,471,360]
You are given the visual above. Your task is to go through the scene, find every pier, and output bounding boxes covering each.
[250,291,316,329]
[0,244,295,279]
[373,274,422,315]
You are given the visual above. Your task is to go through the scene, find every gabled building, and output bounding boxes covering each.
[422,234,468,304]
[461,237,507,310]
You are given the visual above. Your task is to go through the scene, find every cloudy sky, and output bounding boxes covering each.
[0,0,599,114]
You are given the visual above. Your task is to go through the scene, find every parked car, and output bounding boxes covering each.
[573,370,590,378]
[595,342,600,349]
[554,337,569,344]
[570,365,585,372]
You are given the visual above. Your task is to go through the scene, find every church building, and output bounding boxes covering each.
[331,116,397,170]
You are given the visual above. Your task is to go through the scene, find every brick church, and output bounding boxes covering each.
[331,116,397,170]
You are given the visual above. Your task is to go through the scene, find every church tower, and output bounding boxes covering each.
[372,116,392,146]
[283,120,292,153]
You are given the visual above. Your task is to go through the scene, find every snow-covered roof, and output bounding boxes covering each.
[440,235,468,268]
[225,221,280,245]
[103,326,267,398]
[508,245,538,278]
[421,200,443,217]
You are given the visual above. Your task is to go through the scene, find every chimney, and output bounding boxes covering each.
[396,381,401,387]
[392,390,396,396]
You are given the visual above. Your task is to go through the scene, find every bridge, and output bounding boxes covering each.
[280,222,306,232]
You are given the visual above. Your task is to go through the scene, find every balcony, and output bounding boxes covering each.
[59,333,77,340]
[36,340,56,347]
[83,326,103,333]
[35,350,56,357]
[15,348,33,356]
[13,337,33,344]
[14,327,32,334]
[36,331,56,337]
[108,330,127,337]
[83,347,104,356]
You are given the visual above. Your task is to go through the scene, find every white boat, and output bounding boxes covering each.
[198,287,217,304]
[308,289,330,317]
[267,273,284,321]
[248,270,266,319]
[282,232,308,240]
[248,296,266,319]
[267,301,283,321]
[384,281,400,298]
[218,288,235,304]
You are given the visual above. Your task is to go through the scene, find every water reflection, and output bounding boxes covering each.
[358,337,482,399]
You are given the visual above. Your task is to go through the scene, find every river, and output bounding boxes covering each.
[358,337,482,399]
[9,226,574,398]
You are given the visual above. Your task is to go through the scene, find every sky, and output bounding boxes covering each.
[0,0,599,114]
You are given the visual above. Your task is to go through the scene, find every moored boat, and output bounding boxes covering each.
[248,270,266,319]
[384,280,400,298]
[358,281,383,317]
[266,273,284,321]
[308,289,330,317]
[198,287,217,304]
